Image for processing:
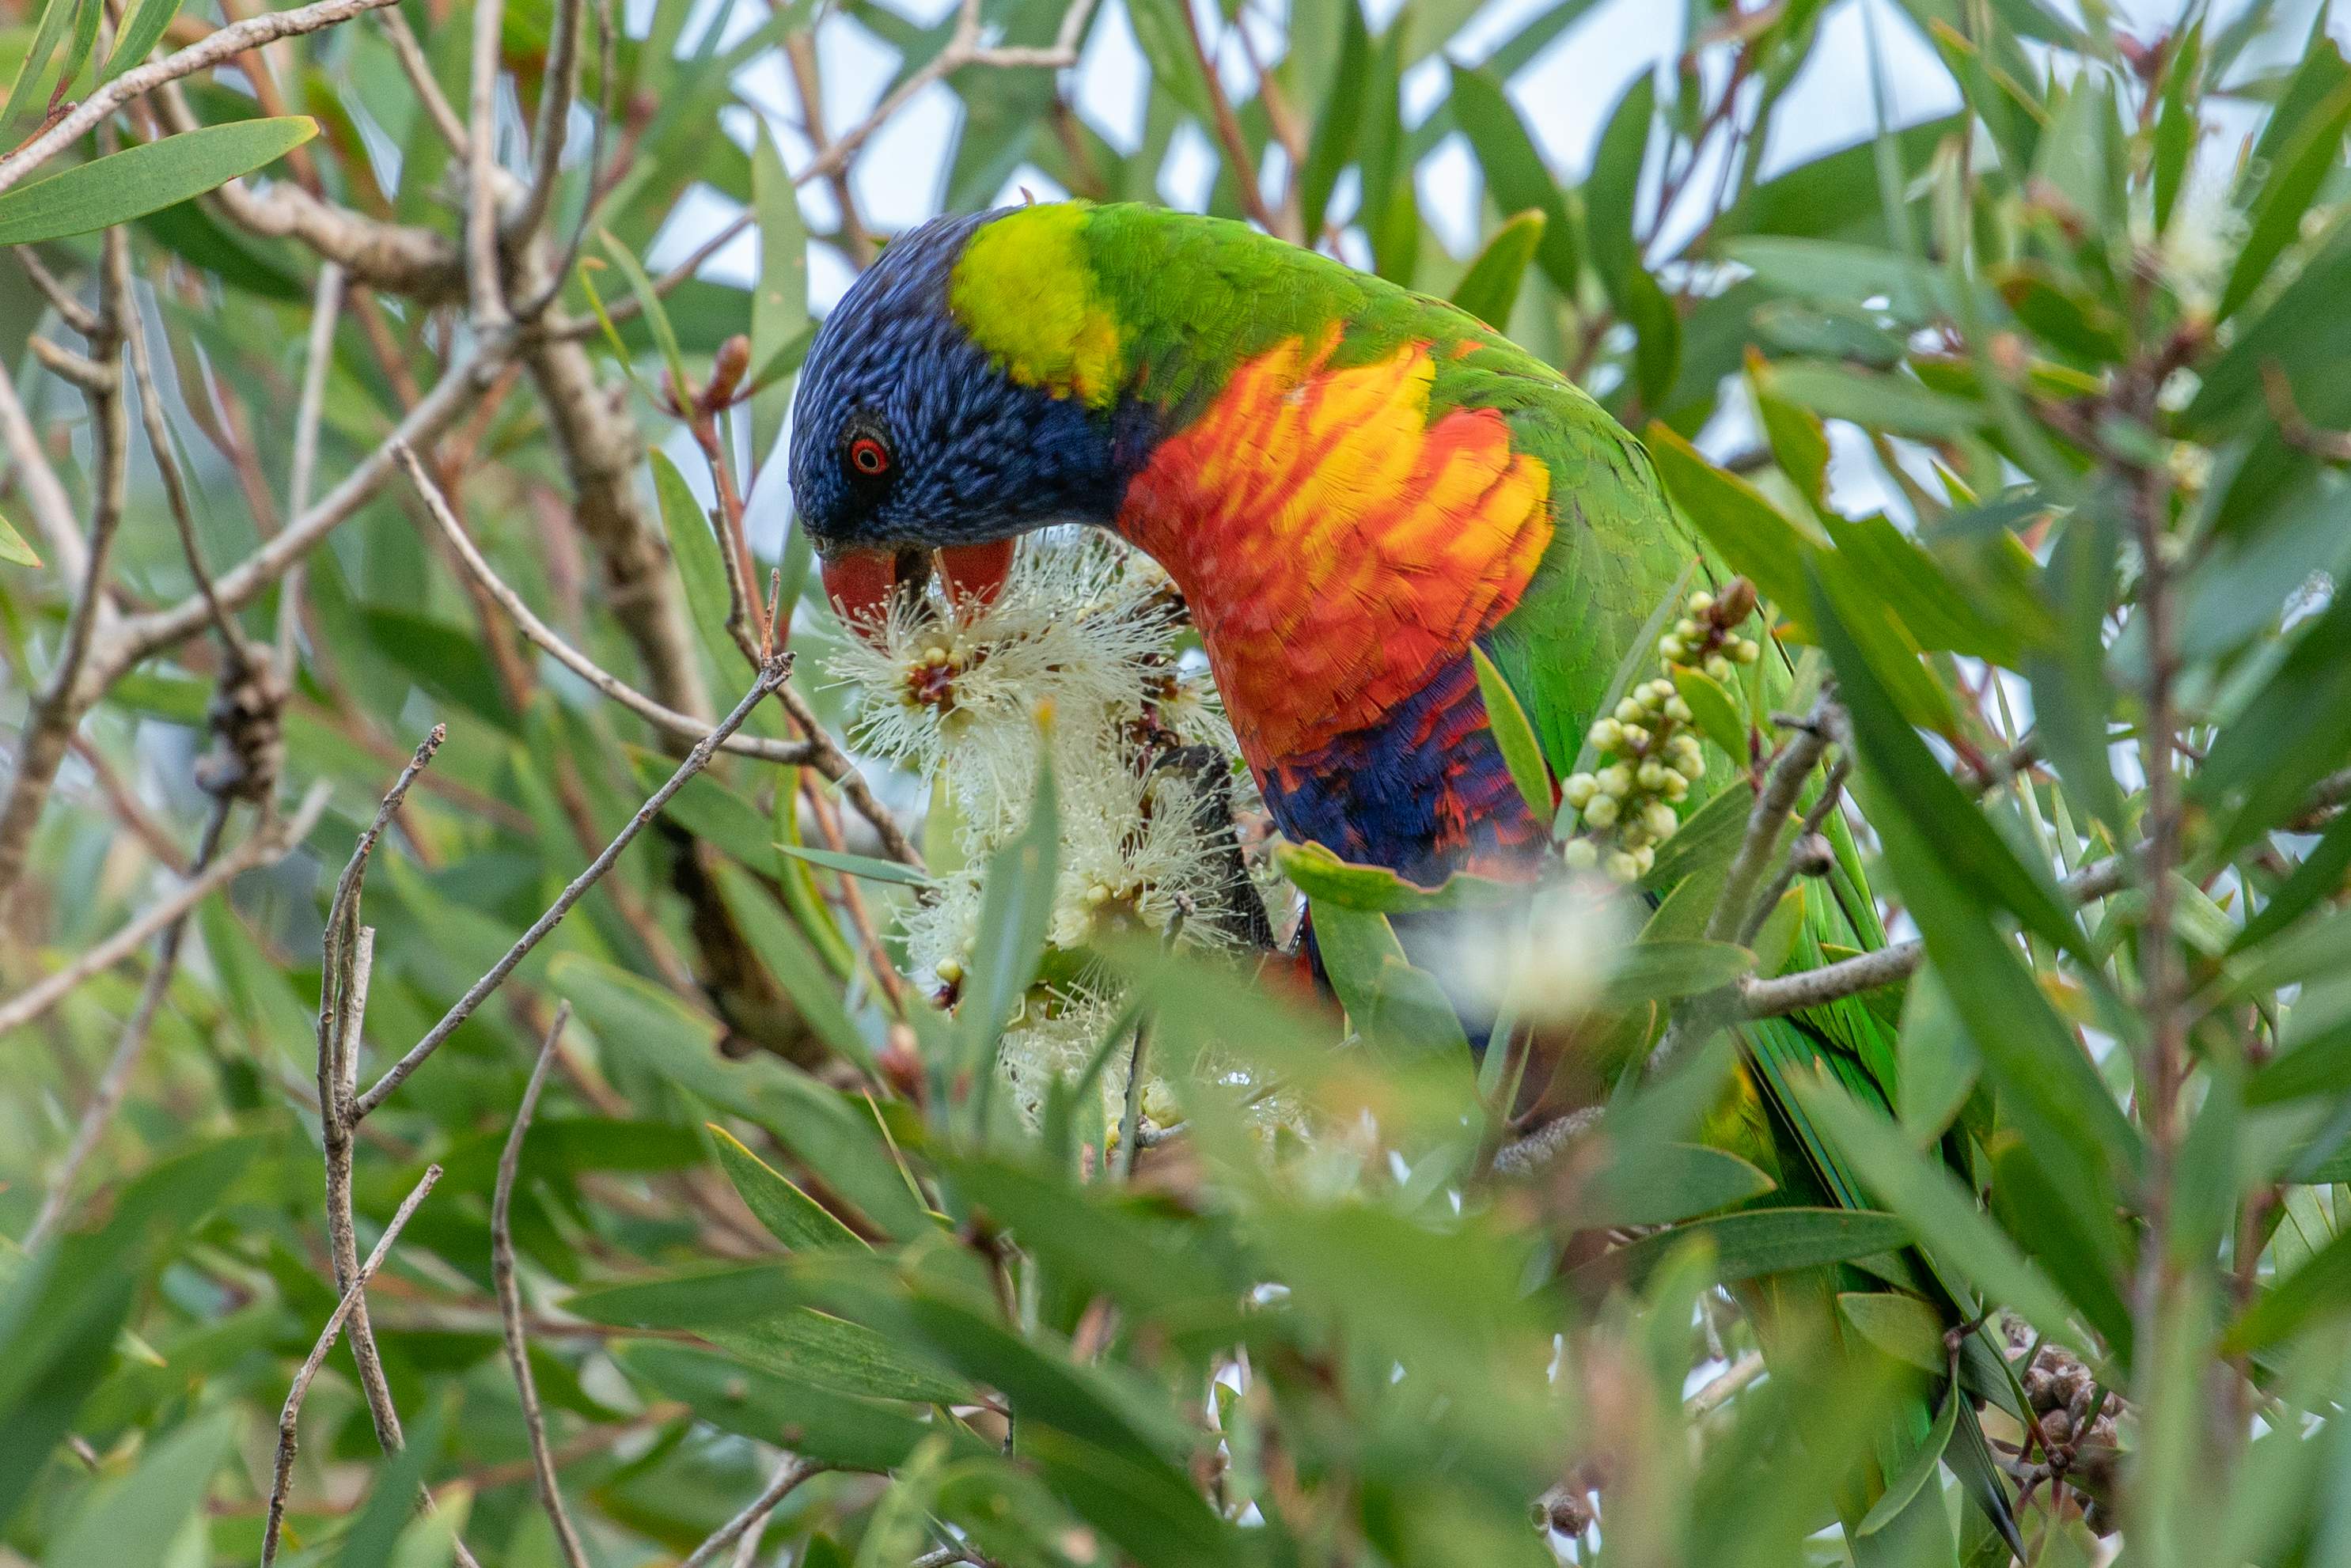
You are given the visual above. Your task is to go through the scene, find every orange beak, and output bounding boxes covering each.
[822,539,1016,644]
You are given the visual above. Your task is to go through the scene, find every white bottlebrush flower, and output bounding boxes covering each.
[2149,153,2248,320]
[1048,729,1250,953]
[827,534,1187,837]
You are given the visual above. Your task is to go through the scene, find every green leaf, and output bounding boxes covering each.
[2224,1220,2351,1354]
[1450,208,1545,329]
[566,1260,800,1327]
[1768,360,1983,441]
[1837,1291,1946,1373]
[599,227,689,404]
[1791,1068,2091,1353]
[0,509,39,568]
[1307,901,1471,1056]
[46,1409,239,1568]
[1272,839,1522,913]
[1,0,90,129]
[650,443,746,684]
[703,1309,973,1405]
[1468,642,1552,819]
[615,1340,961,1470]
[1579,1144,1776,1226]
[1585,71,1675,407]
[1746,350,1832,505]
[749,116,808,462]
[1578,1208,1910,1290]
[0,118,319,246]
[776,842,930,886]
[1857,1381,1959,1536]
[1671,665,1747,760]
[2219,75,2351,322]
[1446,64,1579,297]
[709,1124,868,1252]
[99,0,181,81]
[2195,578,2351,854]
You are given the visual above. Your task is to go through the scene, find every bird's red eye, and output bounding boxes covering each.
[847,436,891,477]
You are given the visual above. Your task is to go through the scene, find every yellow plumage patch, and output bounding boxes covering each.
[948,206,1124,407]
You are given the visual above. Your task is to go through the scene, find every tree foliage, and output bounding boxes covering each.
[3,0,2351,1565]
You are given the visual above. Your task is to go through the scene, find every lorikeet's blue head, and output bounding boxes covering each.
[788,210,1135,626]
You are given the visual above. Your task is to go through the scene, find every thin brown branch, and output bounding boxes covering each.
[396,442,818,764]
[281,261,347,671]
[678,1456,827,1568]
[465,0,512,330]
[2263,363,2351,463]
[510,0,589,242]
[16,248,100,336]
[1704,701,1834,946]
[0,232,132,916]
[261,1163,444,1568]
[0,0,407,199]
[1737,754,1851,948]
[1177,0,1276,233]
[353,654,794,1117]
[375,4,469,154]
[0,782,332,1039]
[492,1003,593,1568]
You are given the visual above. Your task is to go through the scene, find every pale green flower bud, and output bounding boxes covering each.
[1644,801,1679,839]
[1562,772,1598,809]
[1614,697,1644,725]
[1688,591,1715,615]
[1670,734,1704,768]
[1632,843,1655,875]
[1636,759,1670,791]
[1733,638,1761,664]
[1659,634,1686,661]
[1561,838,1600,871]
[1664,695,1693,723]
[1705,654,1733,681]
[1619,723,1651,752]
[1597,764,1635,797]
[1588,718,1623,750]
[1584,793,1621,829]
[1662,771,1691,802]
[1604,849,1642,884]
[1675,618,1701,639]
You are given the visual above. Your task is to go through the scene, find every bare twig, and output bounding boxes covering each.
[510,0,588,241]
[1176,0,1276,233]
[122,270,257,666]
[1704,702,1834,946]
[17,249,100,337]
[1737,754,1851,948]
[0,0,407,199]
[1738,853,2133,1021]
[23,796,235,1252]
[353,655,794,1117]
[465,0,512,330]
[492,1003,593,1568]
[0,232,132,915]
[0,783,332,1039]
[375,4,469,153]
[396,445,819,765]
[282,261,347,671]
[313,732,445,1483]
[260,1164,444,1568]
[678,1456,826,1568]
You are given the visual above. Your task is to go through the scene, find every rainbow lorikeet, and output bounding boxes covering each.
[789,200,2019,1560]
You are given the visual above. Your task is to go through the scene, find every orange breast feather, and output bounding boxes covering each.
[1117,334,1553,767]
